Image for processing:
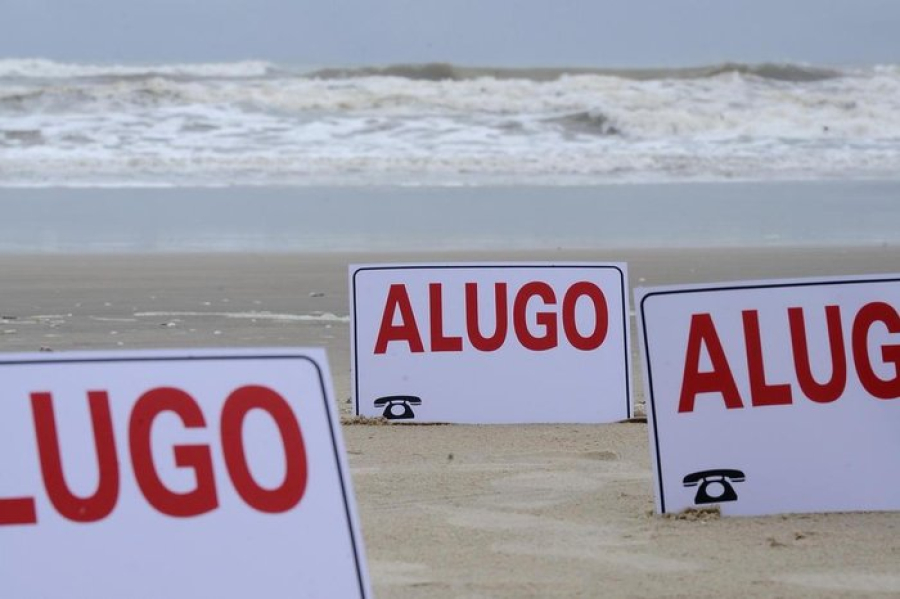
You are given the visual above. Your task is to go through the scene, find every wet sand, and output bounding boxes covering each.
[2,246,900,597]
[3,181,900,253]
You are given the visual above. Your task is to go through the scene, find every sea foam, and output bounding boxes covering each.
[1,59,898,186]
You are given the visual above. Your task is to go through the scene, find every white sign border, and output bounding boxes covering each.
[0,347,371,599]
[637,273,900,515]
[351,262,632,421]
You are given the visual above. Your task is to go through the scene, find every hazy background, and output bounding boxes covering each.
[1,0,898,66]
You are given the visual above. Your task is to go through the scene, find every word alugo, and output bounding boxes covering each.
[679,302,900,412]
[374,281,610,354]
[0,385,307,525]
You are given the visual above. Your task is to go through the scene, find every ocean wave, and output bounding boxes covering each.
[307,61,844,83]
[548,111,621,136]
[1,58,899,186]
[0,58,280,79]
[0,80,191,112]
[0,58,853,83]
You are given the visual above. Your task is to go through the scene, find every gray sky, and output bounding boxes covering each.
[1,0,898,67]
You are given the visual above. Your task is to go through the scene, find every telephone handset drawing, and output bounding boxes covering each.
[683,469,746,505]
[374,395,422,420]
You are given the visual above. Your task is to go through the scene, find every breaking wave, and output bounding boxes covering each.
[0,58,279,79]
[1,58,899,186]
[307,61,843,83]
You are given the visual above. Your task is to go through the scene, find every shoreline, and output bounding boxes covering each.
[1,180,899,253]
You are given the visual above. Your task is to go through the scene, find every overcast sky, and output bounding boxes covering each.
[1,0,898,67]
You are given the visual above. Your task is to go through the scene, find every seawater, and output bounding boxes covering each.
[1,59,899,187]
[1,182,898,253]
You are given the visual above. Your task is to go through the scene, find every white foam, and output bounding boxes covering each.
[0,58,277,79]
[2,60,900,185]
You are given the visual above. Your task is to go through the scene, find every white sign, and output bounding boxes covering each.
[351,263,632,423]
[0,349,370,599]
[637,275,900,516]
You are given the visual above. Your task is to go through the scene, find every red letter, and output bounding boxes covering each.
[31,391,119,522]
[221,386,307,513]
[743,310,792,407]
[465,282,508,352]
[429,283,463,351]
[374,284,424,354]
[679,314,743,413]
[0,496,36,526]
[129,387,218,517]
[0,396,37,524]
[513,282,558,351]
[562,282,608,351]
[852,302,900,399]
[789,305,847,403]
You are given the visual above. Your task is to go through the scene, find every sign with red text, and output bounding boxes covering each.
[351,263,631,423]
[637,275,900,516]
[0,349,370,599]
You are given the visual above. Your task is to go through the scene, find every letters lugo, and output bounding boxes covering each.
[0,385,307,526]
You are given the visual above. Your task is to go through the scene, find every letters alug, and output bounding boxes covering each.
[638,276,900,517]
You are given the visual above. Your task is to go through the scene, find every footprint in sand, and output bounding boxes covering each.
[432,506,699,573]
[485,470,607,509]
[773,572,900,594]
[580,450,619,461]
[368,560,433,586]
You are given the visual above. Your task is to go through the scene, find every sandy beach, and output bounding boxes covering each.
[2,246,900,597]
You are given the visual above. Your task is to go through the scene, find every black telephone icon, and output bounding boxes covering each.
[683,469,746,505]
[374,395,422,420]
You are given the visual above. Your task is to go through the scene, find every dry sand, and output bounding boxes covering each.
[2,247,900,597]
